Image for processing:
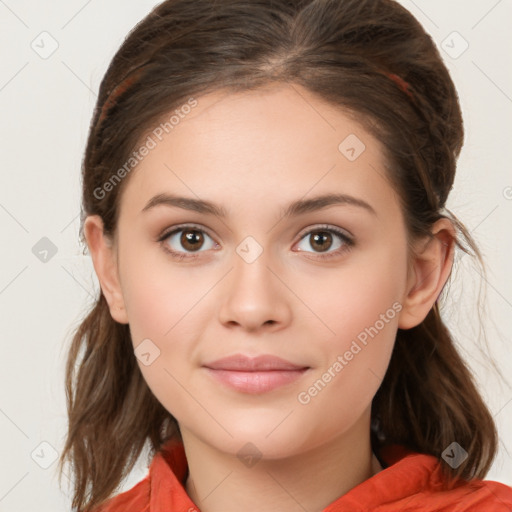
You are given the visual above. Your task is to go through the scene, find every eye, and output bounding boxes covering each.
[157,223,354,262]
[158,224,218,260]
[294,225,354,260]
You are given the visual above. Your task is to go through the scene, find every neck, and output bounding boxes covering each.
[182,412,382,512]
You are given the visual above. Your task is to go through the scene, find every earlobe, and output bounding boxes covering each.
[398,219,455,330]
[83,215,129,324]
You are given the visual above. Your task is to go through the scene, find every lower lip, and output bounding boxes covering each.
[204,368,309,394]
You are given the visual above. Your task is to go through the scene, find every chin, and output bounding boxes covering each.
[197,414,315,460]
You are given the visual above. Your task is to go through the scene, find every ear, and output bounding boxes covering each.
[83,215,129,324]
[398,218,456,330]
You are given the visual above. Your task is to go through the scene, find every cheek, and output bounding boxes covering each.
[296,243,406,405]
[310,239,407,346]
[118,253,220,418]
[121,265,206,420]
[294,288,401,445]
[119,245,215,343]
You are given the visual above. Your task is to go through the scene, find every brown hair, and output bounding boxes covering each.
[58,0,504,510]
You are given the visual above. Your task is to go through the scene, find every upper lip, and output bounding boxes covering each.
[203,354,308,371]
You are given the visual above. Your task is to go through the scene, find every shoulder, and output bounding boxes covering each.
[428,477,512,511]
[417,466,512,511]
[91,475,151,512]
[370,446,512,511]
[89,439,189,512]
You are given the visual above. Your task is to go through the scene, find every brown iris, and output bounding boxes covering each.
[180,230,205,252]
[309,231,333,253]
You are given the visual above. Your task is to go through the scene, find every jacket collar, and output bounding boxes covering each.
[147,439,441,511]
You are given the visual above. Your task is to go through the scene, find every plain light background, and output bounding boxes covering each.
[0,0,511,510]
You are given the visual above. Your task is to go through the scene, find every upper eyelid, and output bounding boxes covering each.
[297,224,353,240]
[159,222,215,240]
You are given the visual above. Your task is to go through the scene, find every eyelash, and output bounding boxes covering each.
[157,223,355,262]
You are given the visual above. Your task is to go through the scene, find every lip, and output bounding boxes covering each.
[203,354,310,394]
[204,354,307,371]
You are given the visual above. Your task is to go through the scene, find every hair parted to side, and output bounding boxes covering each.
[58,1,502,510]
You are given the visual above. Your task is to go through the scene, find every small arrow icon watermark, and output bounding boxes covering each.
[441,31,469,59]
[237,442,262,468]
[441,441,468,468]
[30,441,59,469]
[30,31,59,59]
[32,237,58,263]
[236,236,263,264]
[134,338,161,366]
[338,134,366,162]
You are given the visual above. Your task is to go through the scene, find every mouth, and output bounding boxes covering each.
[202,354,310,394]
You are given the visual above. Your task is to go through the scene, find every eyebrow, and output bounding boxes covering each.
[141,192,377,218]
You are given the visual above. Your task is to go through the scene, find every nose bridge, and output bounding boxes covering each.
[217,235,290,331]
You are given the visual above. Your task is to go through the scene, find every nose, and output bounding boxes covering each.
[217,247,292,333]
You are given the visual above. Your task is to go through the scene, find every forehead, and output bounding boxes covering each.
[119,83,400,222]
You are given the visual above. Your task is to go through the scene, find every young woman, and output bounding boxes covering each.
[58,0,512,510]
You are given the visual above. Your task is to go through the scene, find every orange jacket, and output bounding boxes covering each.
[94,440,512,511]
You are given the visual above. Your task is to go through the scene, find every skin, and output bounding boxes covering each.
[85,82,455,512]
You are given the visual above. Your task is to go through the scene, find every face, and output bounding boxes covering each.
[103,83,415,458]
